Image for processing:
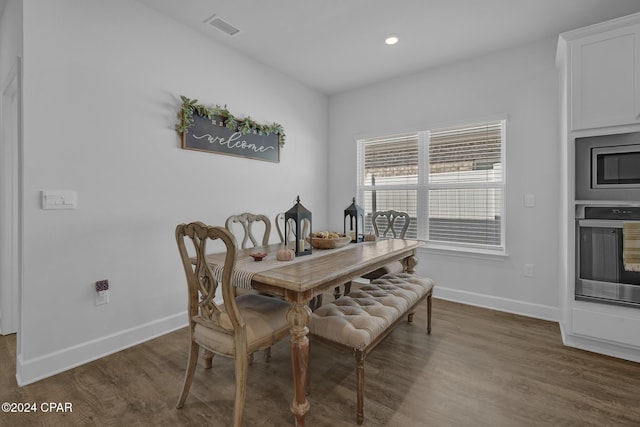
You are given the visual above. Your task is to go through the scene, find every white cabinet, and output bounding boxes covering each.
[557,13,640,364]
[569,22,640,130]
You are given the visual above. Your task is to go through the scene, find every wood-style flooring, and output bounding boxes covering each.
[1,298,639,426]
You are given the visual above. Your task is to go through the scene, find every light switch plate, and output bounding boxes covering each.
[41,190,77,210]
[524,193,535,208]
[524,264,534,277]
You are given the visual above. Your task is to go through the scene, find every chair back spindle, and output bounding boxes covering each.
[372,210,410,239]
[225,213,271,249]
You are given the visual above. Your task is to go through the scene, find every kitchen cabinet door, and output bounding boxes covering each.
[570,23,640,131]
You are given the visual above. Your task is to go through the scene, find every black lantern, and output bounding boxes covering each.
[285,196,312,256]
[344,196,364,243]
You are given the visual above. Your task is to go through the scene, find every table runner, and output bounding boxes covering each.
[212,243,357,289]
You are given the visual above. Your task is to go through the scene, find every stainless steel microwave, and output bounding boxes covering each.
[592,143,640,189]
[576,131,640,201]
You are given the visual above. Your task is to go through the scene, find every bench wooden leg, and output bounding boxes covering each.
[356,350,365,425]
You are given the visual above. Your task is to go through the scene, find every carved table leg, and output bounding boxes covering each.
[287,302,311,426]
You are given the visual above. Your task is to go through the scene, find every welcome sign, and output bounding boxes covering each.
[182,113,280,163]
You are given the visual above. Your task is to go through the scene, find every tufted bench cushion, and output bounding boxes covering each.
[366,272,434,312]
[308,291,400,351]
[308,271,434,424]
[309,273,433,350]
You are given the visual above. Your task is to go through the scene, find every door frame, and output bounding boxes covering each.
[1,57,22,337]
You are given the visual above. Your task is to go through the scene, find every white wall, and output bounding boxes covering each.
[0,0,20,79]
[328,38,561,320]
[16,0,328,384]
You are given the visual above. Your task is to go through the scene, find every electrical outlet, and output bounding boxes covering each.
[96,290,109,306]
[524,264,534,278]
[95,280,109,305]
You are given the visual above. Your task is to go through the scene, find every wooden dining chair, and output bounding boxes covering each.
[372,210,411,239]
[361,210,411,280]
[338,210,412,298]
[175,222,291,427]
[225,212,271,249]
[226,212,283,360]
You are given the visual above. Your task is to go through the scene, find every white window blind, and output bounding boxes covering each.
[359,133,419,238]
[427,121,504,249]
[357,120,506,253]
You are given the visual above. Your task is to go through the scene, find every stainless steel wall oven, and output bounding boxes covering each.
[576,205,640,307]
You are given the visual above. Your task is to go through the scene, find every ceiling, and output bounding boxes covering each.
[7,1,640,96]
[137,0,640,95]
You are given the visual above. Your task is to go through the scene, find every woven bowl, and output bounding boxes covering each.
[308,235,351,249]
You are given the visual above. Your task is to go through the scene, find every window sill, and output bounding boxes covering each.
[418,241,508,261]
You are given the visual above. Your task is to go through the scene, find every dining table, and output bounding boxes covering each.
[204,238,423,426]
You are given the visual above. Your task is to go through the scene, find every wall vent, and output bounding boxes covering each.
[203,14,241,36]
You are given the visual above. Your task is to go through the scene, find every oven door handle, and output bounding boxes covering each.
[577,219,624,228]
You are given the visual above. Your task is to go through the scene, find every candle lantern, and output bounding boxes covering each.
[344,196,364,243]
[285,195,312,256]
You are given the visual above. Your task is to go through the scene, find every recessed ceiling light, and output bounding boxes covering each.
[385,35,399,45]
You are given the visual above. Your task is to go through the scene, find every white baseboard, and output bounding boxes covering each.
[434,286,560,322]
[16,312,187,386]
[560,328,640,364]
[11,288,562,386]
[559,323,640,364]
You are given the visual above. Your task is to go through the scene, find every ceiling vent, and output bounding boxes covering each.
[203,14,241,36]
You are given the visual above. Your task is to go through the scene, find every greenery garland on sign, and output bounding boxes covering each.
[175,95,285,147]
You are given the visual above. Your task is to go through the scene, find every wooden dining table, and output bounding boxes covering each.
[204,238,423,426]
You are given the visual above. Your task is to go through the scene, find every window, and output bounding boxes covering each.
[357,120,505,253]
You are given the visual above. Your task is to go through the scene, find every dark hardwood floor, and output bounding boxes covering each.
[1,298,639,426]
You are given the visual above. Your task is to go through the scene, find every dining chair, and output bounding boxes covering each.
[226,212,282,360]
[225,212,271,249]
[175,222,291,427]
[361,210,411,280]
[372,210,411,240]
[337,210,412,298]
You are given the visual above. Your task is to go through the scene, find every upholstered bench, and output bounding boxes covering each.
[308,272,434,424]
